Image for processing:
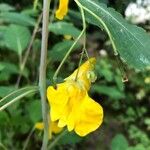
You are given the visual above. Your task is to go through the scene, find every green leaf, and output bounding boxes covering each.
[0,62,28,81]
[48,40,80,61]
[4,24,31,54]
[96,59,113,82]
[0,12,35,26]
[92,85,125,99]
[114,72,124,91]
[77,0,150,70]
[0,86,17,98]
[0,64,5,71]
[27,100,42,123]
[49,21,81,38]
[58,131,82,145]
[0,62,19,74]
[127,144,146,150]
[0,111,9,126]
[0,86,39,111]
[111,134,128,150]
[0,3,15,12]
[0,25,7,47]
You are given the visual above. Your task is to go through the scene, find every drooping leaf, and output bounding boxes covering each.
[77,0,150,70]
[4,24,31,54]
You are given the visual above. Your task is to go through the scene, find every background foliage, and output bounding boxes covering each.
[0,0,150,149]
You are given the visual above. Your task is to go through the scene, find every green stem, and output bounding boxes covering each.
[23,127,35,150]
[75,0,118,55]
[39,0,51,149]
[53,28,85,84]
[48,130,67,149]
[75,49,84,81]
[75,7,87,80]
[0,143,7,150]
[16,13,42,87]
[53,5,86,84]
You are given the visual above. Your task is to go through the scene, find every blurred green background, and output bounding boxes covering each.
[0,0,150,149]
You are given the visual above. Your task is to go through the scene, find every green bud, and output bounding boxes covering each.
[87,71,97,83]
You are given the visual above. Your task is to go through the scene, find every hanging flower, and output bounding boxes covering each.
[35,121,63,138]
[56,0,69,20]
[47,58,103,136]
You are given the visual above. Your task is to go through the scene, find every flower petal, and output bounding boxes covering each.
[51,121,63,134]
[74,94,103,136]
[47,83,69,121]
[56,0,69,20]
[65,58,96,90]
[35,122,44,130]
[58,82,85,129]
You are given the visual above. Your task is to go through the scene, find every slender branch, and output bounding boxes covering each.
[22,127,35,150]
[75,7,87,80]
[0,142,7,150]
[52,6,87,84]
[49,0,58,23]
[16,13,43,87]
[75,49,84,81]
[75,0,118,55]
[48,130,67,149]
[39,0,51,149]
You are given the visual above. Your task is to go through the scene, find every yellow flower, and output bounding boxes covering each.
[47,58,103,136]
[56,0,69,20]
[64,35,72,40]
[35,121,63,138]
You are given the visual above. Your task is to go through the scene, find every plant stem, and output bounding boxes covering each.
[23,127,35,150]
[75,49,84,81]
[75,7,87,80]
[53,29,85,84]
[75,0,118,55]
[48,130,67,149]
[39,0,51,149]
[53,5,86,84]
[0,142,7,150]
[16,13,42,87]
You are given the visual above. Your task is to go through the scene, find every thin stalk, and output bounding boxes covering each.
[75,49,84,81]
[22,127,35,150]
[53,29,85,84]
[39,0,51,149]
[16,13,42,87]
[75,0,118,55]
[48,130,67,149]
[75,7,87,80]
[0,143,7,150]
[50,0,58,22]
[53,5,86,84]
